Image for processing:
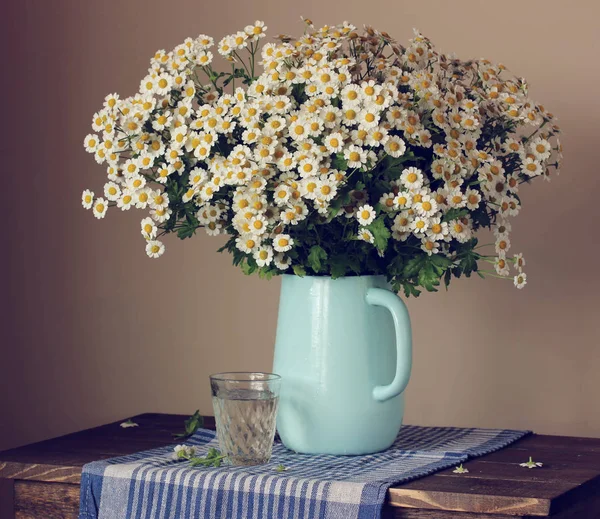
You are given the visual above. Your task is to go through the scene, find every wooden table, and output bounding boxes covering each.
[0,414,599,518]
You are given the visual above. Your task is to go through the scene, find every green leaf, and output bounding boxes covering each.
[366,217,391,252]
[332,153,348,171]
[418,262,440,292]
[276,464,287,472]
[240,259,258,276]
[292,265,306,277]
[258,267,277,280]
[442,208,469,223]
[173,410,203,439]
[307,245,328,273]
[177,225,196,239]
[429,254,454,275]
[402,282,422,298]
[329,253,361,279]
[403,255,426,278]
[388,255,405,276]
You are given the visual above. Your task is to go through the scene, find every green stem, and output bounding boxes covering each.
[478,270,511,280]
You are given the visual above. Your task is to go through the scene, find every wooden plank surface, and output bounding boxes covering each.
[0,413,599,518]
[14,481,79,519]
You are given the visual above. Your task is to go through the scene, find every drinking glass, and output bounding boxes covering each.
[210,372,281,466]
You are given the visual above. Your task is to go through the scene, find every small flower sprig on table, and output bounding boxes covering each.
[120,419,139,429]
[174,445,228,468]
[452,463,469,474]
[520,456,543,469]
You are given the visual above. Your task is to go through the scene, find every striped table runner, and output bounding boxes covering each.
[79,425,528,519]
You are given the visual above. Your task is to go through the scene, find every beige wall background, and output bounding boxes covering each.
[1,0,599,452]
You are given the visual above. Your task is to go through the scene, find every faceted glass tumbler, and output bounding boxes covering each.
[210,372,281,466]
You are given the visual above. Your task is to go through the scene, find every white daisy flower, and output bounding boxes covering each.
[141,218,157,240]
[132,188,150,209]
[318,179,338,202]
[274,253,291,270]
[341,107,359,126]
[340,84,362,106]
[273,184,292,206]
[357,108,380,129]
[514,253,526,271]
[103,182,121,202]
[393,212,412,232]
[384,136,406,158]
[366,127,389,147]
[379,193,396,212]
[521,157,543,177]
[400,167,424,190]
[254,245,273,267]
[83,134,99,153]
[447,189,467,208]
[249,214,268,235]
[155,74,173,96]
[358,228,375,244]
[393,191,412,210]
[411,215,429,234]
[289,119,310,141]
[195,34,214,50]
[245,20,267,40]
[465,189,482,210]
[344,145,367,168]
[81,189,94,209]
[116,190,134,211]
[150,207,172,223]
[273,234,294,252]
[493,220,512,238]
[205,221,223,236]
[449,220,472,243]
[495,256,510,276]
[530,137,552,160]
[324,132,345,153]
[236,234,261,253]
[426,217,449,240]
[298,158,319,178]
[514,272,527,289]
[145,240,165,259]
[320,106,342,129]
[495,236,511,255]
[152,111,172,131]
[93,198,108,219]
[356,204,376,226]
[414,195,438,217]
[421,236,440,255]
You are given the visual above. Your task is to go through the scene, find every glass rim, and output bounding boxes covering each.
[209,371,281,383]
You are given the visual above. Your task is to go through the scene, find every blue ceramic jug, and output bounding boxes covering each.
[273,274,412,454]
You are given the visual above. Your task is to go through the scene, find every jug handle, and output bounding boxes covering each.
[365,288,413,403]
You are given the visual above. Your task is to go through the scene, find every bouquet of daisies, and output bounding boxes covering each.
[82,19,562,296]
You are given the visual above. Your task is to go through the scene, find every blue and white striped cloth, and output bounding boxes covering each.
[79,425,528,519]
